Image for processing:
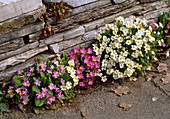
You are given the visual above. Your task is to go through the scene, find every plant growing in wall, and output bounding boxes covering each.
[39,1,72,39]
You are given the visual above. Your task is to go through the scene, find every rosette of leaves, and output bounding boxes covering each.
[39,1,72,39]
[93,16,162,84]
[159,11,170,45]
[6,53,75,114]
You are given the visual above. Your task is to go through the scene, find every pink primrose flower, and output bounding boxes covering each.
[88,79,94,85]
[58,91,63,99]
[48,83,55,90]
[90,72,95,77]
[30,67,34,72]
[74,48,80,54]
[86,73,90,78]
[69,49,74,56]
[167,17,170,20]
[60,65,65,71]
[50,65,55,70]
[92,56,98,62]
[87,48,93,54]
[79,66,85,71]
[79,82,85,87]
[47,70,52,74]
[34,79,41,86]
[78,73,84,79]
[53,71,59,78]
[76,69,82,75]
[42,87,48,92]
[17,69,23,75]
[61,78,65,85]
[84,58,89,64]
[36,92,42,99]
[80,48,86,54]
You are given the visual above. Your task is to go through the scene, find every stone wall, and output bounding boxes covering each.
[0,0,169,86]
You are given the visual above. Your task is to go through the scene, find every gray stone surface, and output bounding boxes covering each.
[64,26,85,40]
[43,0,97,7]
[0,46,48,71]
[77,78,170,119]
[104,6,143,24]
[0,38,24,54]
[83,30,97,41]
[59,36,84,51]
[143,7,170,20]
[0,41,39,61]
[45,33,64,45]
[72,0,111,15]
[113,0,126,4]
[0,0,43,22]
[0,22,44,44]
[83,19,105,32]
[139,0,158,3]
[50,44,60,54]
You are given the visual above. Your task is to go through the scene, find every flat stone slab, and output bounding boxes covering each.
[43,0,97,7]
[0,0,43,22]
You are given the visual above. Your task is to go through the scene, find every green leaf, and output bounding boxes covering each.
[35,96,47,107]
[47,76,52,85]
[85,70,90,73]
[32,85,40,93]
[118,78,124,85]
[63,73,71,81]
[39,57,48,62]
[33,107,40,114]
[40,72,46,78]
[12,76,23,86]
[33,77,37,81]
[0,103,8,112]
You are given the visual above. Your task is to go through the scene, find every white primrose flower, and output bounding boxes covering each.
[103,35,108,41]
[149,36,155,42]
[99,28,105,33]
[131,45,137,50]
[101,76,107,82]
[159,22,163,28]
[116,16,124,22]
[74,82,78,87]
[105,24,110,30]
[130,77,137,81]
[95,34,102,40]
[102,65,107,70]
[119,63,124,69]
[126,40,132,45]
[149,26,152,31]
[166,51,169,57]
[73,76,79,83]
[60,85,67,91]
[66,81,72,90]
[118,37,123,42]
[118,72,124,78]
[144,44,150,51]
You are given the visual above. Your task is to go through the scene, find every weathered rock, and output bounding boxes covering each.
[83,30,97,41]
[58,36,84,51]
[0,0,43,22]
[0,38,25,54]
[64,26,85,40]
[0,22,44,44]
[0,41,39,61]
[0,6,45,32]
[50,44,60,54]
[72,0,111,15]
[139,0,158,3]
[112,0,126,4]
[29,32,42,43]
[43,0,97,7]
[45,33,63,45]
[0,46,48,71]
[143,7,170,20]
[104,6,143,24]
[83,19,104,32]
